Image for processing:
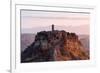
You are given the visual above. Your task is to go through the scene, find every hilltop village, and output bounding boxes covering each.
[21,24,89,62]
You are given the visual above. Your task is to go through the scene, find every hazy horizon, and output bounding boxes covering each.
[21,10,90,35]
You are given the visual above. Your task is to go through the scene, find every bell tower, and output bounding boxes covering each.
[52,24,54,31]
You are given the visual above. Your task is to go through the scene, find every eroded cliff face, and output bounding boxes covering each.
[21,30,89,63]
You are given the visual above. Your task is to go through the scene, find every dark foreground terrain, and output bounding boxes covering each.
[21,30,89,63]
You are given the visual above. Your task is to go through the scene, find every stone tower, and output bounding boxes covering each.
[52,24,54,31]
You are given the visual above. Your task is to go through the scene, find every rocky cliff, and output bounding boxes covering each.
[21,30,89,63]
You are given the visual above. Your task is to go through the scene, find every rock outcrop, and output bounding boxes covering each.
[21,30,89,63]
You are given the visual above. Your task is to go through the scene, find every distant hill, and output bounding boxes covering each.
[21,34,36,52]
[79,35,89,51]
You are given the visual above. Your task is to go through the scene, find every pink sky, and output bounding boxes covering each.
[21,10,90,35]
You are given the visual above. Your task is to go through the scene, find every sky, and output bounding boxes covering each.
[21,10,90,35]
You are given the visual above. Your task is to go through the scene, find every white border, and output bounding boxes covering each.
[11,3,96,73]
